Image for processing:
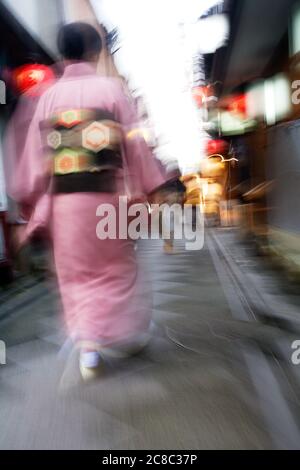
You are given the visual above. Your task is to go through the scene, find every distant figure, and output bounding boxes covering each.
[160,178,186,254]
[6,23,166,379]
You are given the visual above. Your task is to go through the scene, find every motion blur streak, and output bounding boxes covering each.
[1,0,300,452]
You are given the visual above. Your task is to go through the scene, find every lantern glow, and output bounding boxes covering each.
[13,64,55,97]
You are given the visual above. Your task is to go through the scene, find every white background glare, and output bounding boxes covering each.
[91,0,226,173]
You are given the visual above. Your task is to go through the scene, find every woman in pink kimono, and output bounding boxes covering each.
[7,23,166,378]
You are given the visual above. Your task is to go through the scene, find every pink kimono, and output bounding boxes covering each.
[7,63,165,346]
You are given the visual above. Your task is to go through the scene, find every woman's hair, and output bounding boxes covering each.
[57,22,102,61]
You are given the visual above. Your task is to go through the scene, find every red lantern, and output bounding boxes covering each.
[227,94,247,116]
[12,64,55,97]
[206,139,228,156]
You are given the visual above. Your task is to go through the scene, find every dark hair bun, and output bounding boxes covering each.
[58,22,102,61]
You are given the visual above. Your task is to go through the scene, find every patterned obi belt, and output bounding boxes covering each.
[40,108,123,193]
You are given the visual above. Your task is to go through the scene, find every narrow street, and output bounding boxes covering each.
[1,229,300,450]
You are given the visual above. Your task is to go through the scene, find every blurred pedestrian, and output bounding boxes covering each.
[160,178,186,254]
[6,22,167,380]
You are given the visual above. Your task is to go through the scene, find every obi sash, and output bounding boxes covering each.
[40,108,123,193]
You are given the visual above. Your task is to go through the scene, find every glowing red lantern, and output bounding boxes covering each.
[206,139,228,156]
[13,64,55,97]
[227,94,247,116]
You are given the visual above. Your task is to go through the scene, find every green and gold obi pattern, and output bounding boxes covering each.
[40,108,123,193]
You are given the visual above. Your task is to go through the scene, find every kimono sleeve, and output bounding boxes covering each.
[111,82,166,196]
[5,94,49,207]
